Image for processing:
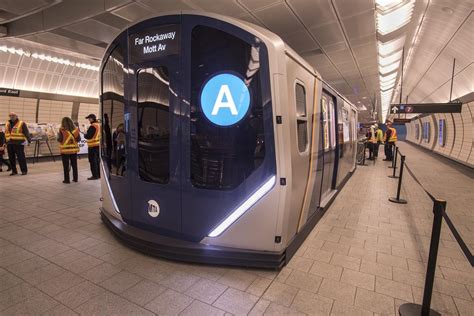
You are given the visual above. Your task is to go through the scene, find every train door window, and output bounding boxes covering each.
[137,67,170,184]
[329,99,336,148]
[190,25,266,189]
[322,96,329,150]
[101,45,126,176]
[295,82,308,152]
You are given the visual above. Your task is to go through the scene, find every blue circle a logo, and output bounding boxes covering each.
[200,73,251,126]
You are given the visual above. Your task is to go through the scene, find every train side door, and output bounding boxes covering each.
[319,91,337,207]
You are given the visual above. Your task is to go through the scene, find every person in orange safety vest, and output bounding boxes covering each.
[57,117,81,183]
[383,120,398,161]
[5,112,31,175]
[84,114,101,180]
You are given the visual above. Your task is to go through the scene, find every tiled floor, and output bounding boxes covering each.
[0,146,472,315]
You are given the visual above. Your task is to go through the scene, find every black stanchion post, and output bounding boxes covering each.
[399,199,445,316]
[389,148,398,178]
[389,155,407,204]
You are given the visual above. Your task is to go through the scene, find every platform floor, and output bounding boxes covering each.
[0,148,472,315]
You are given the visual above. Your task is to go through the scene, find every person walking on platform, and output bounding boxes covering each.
[5,112,31,175]
[374,124,383,159]
[0,128,12,172]
[383,120,397,161]
[84,114,101,180]
[57,117,80,183]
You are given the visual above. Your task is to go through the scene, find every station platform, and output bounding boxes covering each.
[0,146,472,315]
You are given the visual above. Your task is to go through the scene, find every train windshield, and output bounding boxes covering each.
[190,25,266,190]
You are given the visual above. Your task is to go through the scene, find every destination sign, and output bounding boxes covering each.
[129,24,180,64]
[390,102,462,114]
[0,88,20,97]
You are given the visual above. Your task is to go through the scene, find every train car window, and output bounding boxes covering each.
[322,96,329,150]
[137,67,170,184]
[295,83,308,152]
[190,25,266,190]
[101,45,126,177]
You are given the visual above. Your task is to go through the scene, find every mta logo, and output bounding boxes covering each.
[200,73,250,126]
[147,200,160,218]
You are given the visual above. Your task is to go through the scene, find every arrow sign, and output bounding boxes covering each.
[389,102,462,114]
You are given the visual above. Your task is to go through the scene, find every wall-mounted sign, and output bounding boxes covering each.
[393,118,411,124]
[390,102,462,114]
[0,88,20,97]
[129,24,180,64]
[200,73,251,126]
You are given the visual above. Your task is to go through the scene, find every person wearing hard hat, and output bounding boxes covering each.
[366,124,377,160]
[83,114,101,180]
[5,112,31,175]
[373,123,383,159]
[383,120,398,161]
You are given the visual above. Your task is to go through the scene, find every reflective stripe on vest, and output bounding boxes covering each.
[376,129,383,142]
[5,120,26,142]
[60,128,80,154]
[86,122,100,147]
[389,127,398,142]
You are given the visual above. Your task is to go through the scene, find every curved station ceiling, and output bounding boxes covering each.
[0,0,472,122]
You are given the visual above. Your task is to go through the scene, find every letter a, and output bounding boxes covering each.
[212,85,238,116]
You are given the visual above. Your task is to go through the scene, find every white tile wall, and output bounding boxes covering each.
[404,103,473,168]
[77,102,99,133]
[0,96,37,124]
[37,100,73,124]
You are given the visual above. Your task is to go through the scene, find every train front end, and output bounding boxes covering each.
[99,12,287,268]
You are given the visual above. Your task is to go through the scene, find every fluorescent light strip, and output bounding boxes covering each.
[208,176,276,237]
[378,37,406,56]
[379,61,400,74]
[0,44,99,71]
[376,0,415,35]
[379,50,403,66]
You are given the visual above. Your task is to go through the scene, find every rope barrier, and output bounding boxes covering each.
[394,145,473,316]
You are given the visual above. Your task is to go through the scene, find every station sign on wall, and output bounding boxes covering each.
[129,24,180,64]
[0,88,20,97]
[390,102,462,114]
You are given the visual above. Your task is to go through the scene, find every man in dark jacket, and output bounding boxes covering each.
[83,114,101,180]
[5,112,31,175]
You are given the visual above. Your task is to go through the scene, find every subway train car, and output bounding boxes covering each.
[99,11,358,268]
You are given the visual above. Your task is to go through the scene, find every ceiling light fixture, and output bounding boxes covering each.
[0,44,99,71]
[379,61,401,74]
[376,0,415,35]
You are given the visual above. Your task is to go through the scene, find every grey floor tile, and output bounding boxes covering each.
[213,288,259,315]
[145,289,193,315]
[121,279,167,306]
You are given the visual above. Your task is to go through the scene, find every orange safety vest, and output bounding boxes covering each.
[388,127,398,142]
[5,120,27,143]
[86,122,100,148]
[59,128,80,154]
